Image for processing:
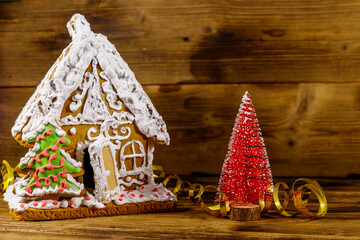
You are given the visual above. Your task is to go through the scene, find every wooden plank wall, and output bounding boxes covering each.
[1,0,360,178]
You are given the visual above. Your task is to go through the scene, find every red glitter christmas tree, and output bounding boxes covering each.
[217,91,273,205]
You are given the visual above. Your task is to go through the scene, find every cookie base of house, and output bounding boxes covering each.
[9,201,176,221]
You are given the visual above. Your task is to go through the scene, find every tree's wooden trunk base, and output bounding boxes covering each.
[229,204,261,221]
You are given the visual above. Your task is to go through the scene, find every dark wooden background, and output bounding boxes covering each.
[1,0,360,178]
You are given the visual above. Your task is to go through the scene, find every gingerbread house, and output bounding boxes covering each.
[4,14,176,221]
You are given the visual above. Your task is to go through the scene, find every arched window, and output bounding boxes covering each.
[120,140,146,171]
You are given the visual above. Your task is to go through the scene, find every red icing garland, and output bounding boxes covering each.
[26,169,69,193]
[36,128,53,142]
[58,181,69,192]
[27,138,66,167]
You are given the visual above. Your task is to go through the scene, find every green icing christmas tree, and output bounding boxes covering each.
[19,124,83,196]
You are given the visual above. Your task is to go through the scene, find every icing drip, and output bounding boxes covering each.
[69,127,76,135]
[99,72,123,110]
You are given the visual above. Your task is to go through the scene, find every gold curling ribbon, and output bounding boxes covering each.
[162,174,184,195]
[292,178,327,218]
[200,187,228,218]
[189,184,229,217]
[150,166,328,219]
[159,171,272,217]
[273,178,327,219]
[259,195,273,213]
[152,165,166,178]
[273,181,294,217]
[0,160,15,193]
[161,173,229,218]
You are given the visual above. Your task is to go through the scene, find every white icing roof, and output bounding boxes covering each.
[11,14,169,145]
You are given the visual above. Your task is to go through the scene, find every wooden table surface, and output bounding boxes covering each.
[0,178,359,239]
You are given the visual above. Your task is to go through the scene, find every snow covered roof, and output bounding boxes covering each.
[11,14,169,145]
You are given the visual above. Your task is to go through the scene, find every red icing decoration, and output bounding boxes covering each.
[27,138,66,167]
[69,200,74,206]
[52,201,58,206]
[20,203,24,208]
[26,168,68,194]
[41,202,47,207]
[86,196,91,200]
[127,190,133,193]
[154,194,159,198]
[140,186,144,190]
[217,92,273,205]
[33,202,38,207]
[152,188,158,192]
[36,128,53,142]
[58,181,68,192]
[139,194,144,198]
[131,193,135,197]
[165,192,170,196]
[119,198,123,201]
[120,194,125,197]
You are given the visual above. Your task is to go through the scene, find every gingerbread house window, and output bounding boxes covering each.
[120,140,146,171]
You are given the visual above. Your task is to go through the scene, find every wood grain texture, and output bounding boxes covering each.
[0,178,359,239]
[1,0,360,178]
[2,0,360,86]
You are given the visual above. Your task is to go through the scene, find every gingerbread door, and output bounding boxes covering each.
[88,139,120,203]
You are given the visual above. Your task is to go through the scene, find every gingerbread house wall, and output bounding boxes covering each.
[58,62,152,193]
[61,123,149,192]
